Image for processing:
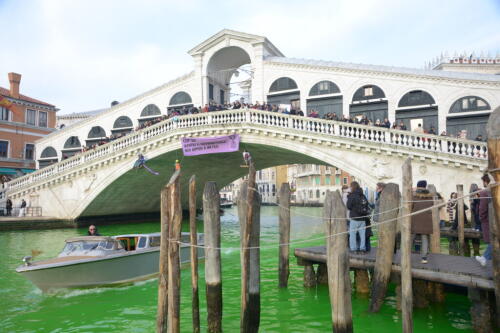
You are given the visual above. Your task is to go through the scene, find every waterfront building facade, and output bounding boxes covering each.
[0,73,57,181]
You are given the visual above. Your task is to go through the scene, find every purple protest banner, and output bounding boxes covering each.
[181,134,240,156]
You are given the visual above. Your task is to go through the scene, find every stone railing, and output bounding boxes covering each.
[7,109,488,192]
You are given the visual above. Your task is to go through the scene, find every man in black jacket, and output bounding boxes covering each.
[346,181,367,252]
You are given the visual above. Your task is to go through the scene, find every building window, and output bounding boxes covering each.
[26,109,37,126]
[364,87,373,97]
[0,107,9,121]
[0,141,8,158]
[316,190,320,198]
[38,112,48,127]
[25,144,35,160]
[335,175,340,185]
[343,177,348,185]
[325,177,331,185]
[315,177,320,185]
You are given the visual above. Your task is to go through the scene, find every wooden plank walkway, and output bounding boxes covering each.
[294,246,494,290]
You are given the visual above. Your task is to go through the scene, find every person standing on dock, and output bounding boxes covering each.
[475,174,491,267]
[6,198,12,216]
[18,199,26,217]
[346,181,369,253]
[411,180,433,264]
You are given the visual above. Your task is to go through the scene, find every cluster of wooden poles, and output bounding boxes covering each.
[155,162,293,333]
[154,108,500,332]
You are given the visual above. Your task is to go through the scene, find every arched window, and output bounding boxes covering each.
[449,96,490,113]
[352,85,386,102]
[309,81,340,96]
[398,90,435,107]
[63,136,81,149]
[38,146,58,168]
[169,92,192,106]
[140,104,161,118]
[269,77,298,93]
[350,85,388,123]
[87,126,106,139]
[113,116,133,129]
[40,146,57,158]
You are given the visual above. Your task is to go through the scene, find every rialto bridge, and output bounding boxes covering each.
[5,29,500,220]
[6,109,490,220]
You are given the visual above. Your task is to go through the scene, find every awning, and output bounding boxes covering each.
[0,167,18,175]
[21,169,35,173]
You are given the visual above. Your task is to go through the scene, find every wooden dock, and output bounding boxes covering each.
[294,246,494,290]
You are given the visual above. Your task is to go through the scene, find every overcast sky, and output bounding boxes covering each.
[1,0,499,114]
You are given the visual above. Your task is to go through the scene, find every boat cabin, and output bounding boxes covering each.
[58,236,125,257]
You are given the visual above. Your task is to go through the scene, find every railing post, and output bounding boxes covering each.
[333,122,340,135]
[246,109,252,123]
[207,114,213,125]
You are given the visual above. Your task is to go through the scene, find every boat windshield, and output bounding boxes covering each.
[59,240,124,257]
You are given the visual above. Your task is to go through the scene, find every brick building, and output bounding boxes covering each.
[0,72,57,182]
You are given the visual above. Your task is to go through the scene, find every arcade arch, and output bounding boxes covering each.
[112,116,133,136]
[62,136,82,159]
[349,84,388,122]
[86,126,107,146]
[447,96,491,139]
[168,91,193,114]
[206,46,251,104]
[267,77,300,109]
[139,104,162,125]
[396,90,437,132]
[307,80,342,118]
[38,146,58,168]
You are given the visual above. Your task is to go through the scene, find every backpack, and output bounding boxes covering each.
[353,194,371,217]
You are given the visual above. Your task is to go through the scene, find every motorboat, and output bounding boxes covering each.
[16,232,204,292]
[220,199,233,209]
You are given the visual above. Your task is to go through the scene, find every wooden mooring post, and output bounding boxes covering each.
[324,190,352,333]
[203,182,222,333]
[278,183,291,288]
[427,184,445,303]
[369,183,400,312]
[167,170,182,333]
[401,158,413,333]
[240,163,261,333]
[486,106,500,329]
[457,184,466,256]
[156,184,170,333]
[189,175,200,333]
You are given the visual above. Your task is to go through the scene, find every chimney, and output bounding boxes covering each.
[8,72,21,99]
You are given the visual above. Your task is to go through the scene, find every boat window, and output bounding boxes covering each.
[105,241,115,250]
[150,236,161,247]
[137,237,147,248]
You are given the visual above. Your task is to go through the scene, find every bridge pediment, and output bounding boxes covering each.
[188,29,284,57]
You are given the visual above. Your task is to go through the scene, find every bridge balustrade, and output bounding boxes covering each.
[6,109,488,192]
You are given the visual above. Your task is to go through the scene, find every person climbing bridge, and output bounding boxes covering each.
[133,153,159,175]
[242,149,252,166]
[175,159,181,171]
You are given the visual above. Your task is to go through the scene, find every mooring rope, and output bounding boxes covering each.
[174,183,497,251]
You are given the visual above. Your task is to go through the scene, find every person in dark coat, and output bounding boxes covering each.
[346,181,367,252]
[469,183,481,231]
[6,198,12,216]
[87,225,101,236]
[476,174,491,266]
[411,180,433,263]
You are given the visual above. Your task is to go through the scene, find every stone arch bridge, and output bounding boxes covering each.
[6,109,488,220]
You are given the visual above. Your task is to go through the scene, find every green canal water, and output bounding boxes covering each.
[0,207,473,332]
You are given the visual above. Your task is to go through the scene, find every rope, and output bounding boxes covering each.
[170,183,498,251]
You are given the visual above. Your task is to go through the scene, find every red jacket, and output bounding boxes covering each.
[478,189,490,243]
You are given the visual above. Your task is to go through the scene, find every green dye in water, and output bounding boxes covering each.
[0,207,473,332]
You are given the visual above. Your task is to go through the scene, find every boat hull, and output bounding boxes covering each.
[17,246,203,292]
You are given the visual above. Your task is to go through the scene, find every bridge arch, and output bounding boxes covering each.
[349,84,388,123]
[396,89,438,132]
[206,46,251,104]
[139,104,162,125]
[86,126,107,146]
[447,96,491,139]
[112,116,133,136]
[307,80,342,118]
[168,91,193,114]
[62,136,82,159]
[267,77,300,108]
[38,146,58,168]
